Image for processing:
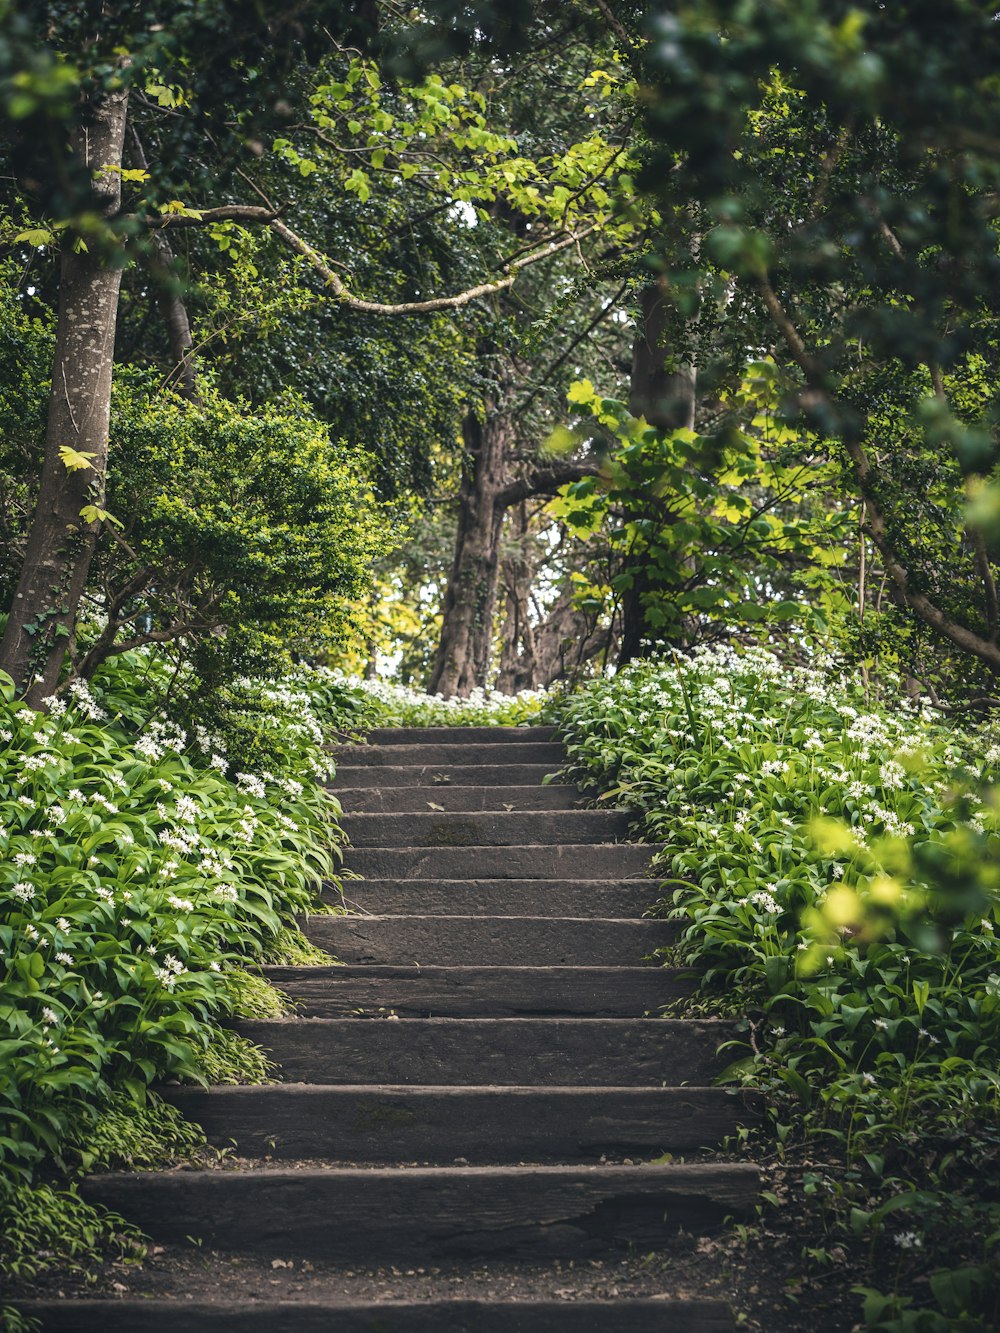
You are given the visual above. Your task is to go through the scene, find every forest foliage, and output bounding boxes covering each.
[1,2,1000,1329]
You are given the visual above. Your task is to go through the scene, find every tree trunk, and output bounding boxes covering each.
[496,502,538,693]
[427,406,511,697]
[0,88,129,702]
[150,229,199,402]
[128,126,199,402]
[618,281,696,667]
[532,582,609,687]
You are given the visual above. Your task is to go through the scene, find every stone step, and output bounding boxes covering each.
[235,1017,733,1086]
[335,784,584,812]
[333,741,566,767]
[261,964,690,1017]
[342,843,658,880]
[342,809,633,847]
[366,725,559,745]
[329,879,655,918]
[334,763,560,788]
[82,1162,760,1260]
[303,915,676,966]
[14,1297,736,1332]
[163,1084,758,1162]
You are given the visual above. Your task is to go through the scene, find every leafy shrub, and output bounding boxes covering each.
[97,374,393,677]
[0,652,355,1278]
[550,644,1000,1331]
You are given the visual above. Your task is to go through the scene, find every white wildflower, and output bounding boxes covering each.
[894,1231,923,1250]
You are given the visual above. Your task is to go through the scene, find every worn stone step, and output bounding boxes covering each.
[335,784,584,812]
[342,843,658,880]
[82,1162,760,1259]
[333,741,566,767]
[366,725,559,745]
[334,763,561,788]
[163,1084,757,1162]
[235,1017,733,1086]
[303,915,676,966]
[260,964,690,1017]
[342,809,633,847]
[329,878,655,918]
[14,1297,736,1332]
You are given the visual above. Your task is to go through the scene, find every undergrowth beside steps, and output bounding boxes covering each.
[550,645,1000,1332]
[0,653,361,1291]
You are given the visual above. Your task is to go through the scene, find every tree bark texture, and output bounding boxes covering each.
[428,407,512,697]
[0,88,129,701]
[618,282,696,667]
[127,126,199,402]
[496,502,537,693]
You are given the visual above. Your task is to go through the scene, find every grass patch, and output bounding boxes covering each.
[193,1028,276,1086]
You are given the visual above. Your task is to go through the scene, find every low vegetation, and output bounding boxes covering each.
[550,646,1000,1331]
[0,652,361,1285]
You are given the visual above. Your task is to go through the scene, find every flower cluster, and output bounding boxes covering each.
[0,655,347,1191]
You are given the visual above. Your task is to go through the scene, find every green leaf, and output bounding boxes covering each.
[58,445,97,472]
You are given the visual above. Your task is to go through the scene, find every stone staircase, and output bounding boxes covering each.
[24,725,759,1330]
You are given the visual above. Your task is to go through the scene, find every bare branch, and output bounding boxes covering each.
[592,0,637,58]
[269,217,601,316]
[145,204,281,229]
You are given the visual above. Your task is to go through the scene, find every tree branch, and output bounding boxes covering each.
[269,217,601,315]
[495,460,596,511]
[145,204,281,229]
[135,200,603,316]
[756,271,1000,672]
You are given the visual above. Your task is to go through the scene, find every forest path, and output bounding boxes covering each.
[25,725,759,1331]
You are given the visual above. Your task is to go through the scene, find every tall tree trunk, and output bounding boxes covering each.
[128,126,199,402]
[496,502,537,693]
[428,406,511,697]
[0,88,129,702]
[618,281,696,667]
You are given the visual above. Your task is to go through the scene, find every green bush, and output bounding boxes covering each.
[0,653,357,1279]
[550,644,1000,1331]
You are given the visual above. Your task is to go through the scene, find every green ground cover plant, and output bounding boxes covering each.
[353,678,547,727]
[0,653,358,1286]
[550,646,1000,1331]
